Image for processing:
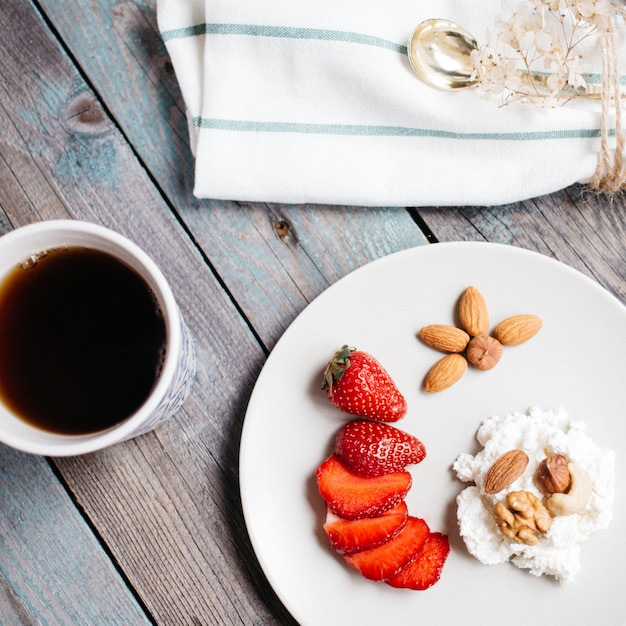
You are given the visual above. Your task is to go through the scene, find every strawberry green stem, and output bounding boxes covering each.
[321,345,356,391]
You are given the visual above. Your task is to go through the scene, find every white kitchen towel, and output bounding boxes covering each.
[157,0,625,207]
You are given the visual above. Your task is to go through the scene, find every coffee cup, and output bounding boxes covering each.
[0,220,196,456]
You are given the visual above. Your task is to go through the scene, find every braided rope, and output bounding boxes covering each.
[589,9,626,192]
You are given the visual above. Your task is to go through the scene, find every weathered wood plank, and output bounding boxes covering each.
[2,1,296,624]
[0,445,152,625]
[417,186,626,304]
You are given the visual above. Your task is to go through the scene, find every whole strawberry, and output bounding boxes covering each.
[322,345,407,422]
[335,420,426,477]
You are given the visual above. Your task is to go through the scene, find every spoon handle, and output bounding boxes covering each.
[516,70,624,100]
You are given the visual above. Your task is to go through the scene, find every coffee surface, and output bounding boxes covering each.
[0,247,166,434]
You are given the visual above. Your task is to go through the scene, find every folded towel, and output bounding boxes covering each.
[157,0,625,206]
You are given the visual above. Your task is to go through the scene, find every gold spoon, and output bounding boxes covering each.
[408,19,478,90]
[407,18,617,99]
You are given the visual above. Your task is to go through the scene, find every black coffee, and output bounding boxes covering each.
[0,246,167,435]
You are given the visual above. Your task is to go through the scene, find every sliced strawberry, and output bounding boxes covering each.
[316,454,411,520]
[322,345,407,422]
[335,419,426,477]
[387,532,450,590]
[343,516,430,581]
[323,501,409,555]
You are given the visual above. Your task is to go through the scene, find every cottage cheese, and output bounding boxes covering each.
[453,407,615,583]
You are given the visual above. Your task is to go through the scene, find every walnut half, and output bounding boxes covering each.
[493,490,552,546]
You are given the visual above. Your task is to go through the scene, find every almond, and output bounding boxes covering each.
[418,324,470,353]
[423,353,467,392]
[458,286,489,336]
[494,314,542,346]
[483,449,529,494]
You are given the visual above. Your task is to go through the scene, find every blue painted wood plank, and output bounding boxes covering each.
[0,444,152,624]
[1,1,297,623]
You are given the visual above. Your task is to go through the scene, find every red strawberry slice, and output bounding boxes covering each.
[322,345,407,422]
[316,454,411,520]
[387,532,450,590]
[344,516,430,581]
[335,419,426,477]
[323,501,409,555]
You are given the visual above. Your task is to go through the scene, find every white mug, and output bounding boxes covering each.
[0,220,196,456]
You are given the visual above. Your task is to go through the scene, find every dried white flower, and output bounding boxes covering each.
[472,0,624,106]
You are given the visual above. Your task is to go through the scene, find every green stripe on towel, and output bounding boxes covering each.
[161,23,407,54]
[193,117,605,141]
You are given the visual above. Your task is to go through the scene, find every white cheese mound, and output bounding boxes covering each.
[453,406,615,583]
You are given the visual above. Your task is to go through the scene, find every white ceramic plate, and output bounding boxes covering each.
[240,242,626,625]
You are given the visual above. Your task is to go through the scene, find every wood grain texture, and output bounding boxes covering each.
[418,187,626,305]
[0,445,152,624]
[2,0,292,623]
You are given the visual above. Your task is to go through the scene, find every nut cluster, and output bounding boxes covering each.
[418,286,542,392]
[483,449,593,546]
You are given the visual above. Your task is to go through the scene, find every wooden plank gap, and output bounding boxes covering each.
[407,207,440,243]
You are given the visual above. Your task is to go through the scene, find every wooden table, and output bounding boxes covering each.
[1,1,625,624]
